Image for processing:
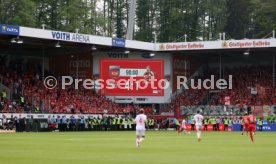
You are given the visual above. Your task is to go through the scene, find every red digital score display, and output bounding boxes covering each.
[100,59,164,96]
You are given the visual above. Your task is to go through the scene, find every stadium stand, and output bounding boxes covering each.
[0,60,157,115]
[0,60,122,114]
[0,57,275,117]
[170,64,275,113]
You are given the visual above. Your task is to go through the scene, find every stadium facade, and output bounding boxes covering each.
[1,24,276,130]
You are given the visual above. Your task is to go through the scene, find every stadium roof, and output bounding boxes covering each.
[0,24,276,56]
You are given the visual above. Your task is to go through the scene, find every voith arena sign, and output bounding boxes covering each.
[52,31,90,43]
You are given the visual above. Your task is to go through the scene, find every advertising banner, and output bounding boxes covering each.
[0,24,19,35]
[112,38,125,47]
[186,124,225,131]
[233,124,276,131]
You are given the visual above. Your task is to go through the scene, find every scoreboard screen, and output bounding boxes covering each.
[100,59,164,96]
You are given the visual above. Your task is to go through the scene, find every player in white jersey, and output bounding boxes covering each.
[193,110,204,142]
[178,118,190,134]
[182,119,190,134]
[135,108,147,148]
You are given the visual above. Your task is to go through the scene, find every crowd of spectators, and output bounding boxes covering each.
[2,57,275,116]
[210,66,275,106]
[168,65,276,114]
[0,59,156,115]
[173,75,211,107]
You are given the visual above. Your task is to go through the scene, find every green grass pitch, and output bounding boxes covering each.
[0,131,275,164]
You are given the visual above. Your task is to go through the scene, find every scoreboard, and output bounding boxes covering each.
[100,59,164,96]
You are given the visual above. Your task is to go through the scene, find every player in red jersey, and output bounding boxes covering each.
[247,111,256,142]
[241,113,249,135]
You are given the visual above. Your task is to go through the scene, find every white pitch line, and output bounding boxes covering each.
[67,138,133,141]
[66,136,191,141]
